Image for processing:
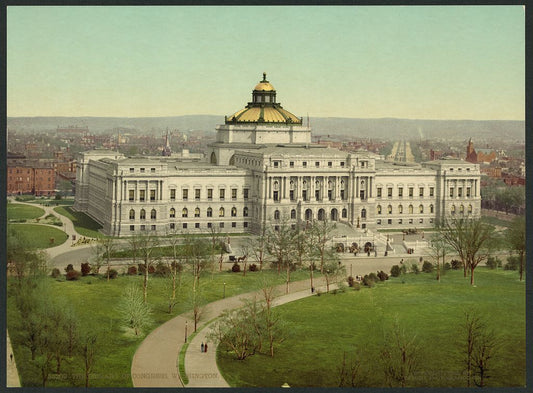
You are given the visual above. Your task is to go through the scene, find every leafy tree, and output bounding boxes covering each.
[117,285,153,336]
[506,216,525,281]
[322,253,345,293]
[439,219,495,286]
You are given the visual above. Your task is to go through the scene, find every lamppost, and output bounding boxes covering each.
[184,320,188,343]
[223,282,226,299]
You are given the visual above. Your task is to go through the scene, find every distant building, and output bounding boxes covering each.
[74,73,481,237]
[7,163,55,196]
[466,138,497,164]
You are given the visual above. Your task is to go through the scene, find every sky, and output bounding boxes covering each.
[7,5,525,120]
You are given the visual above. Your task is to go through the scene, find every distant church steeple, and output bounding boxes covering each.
[162,129,172,156]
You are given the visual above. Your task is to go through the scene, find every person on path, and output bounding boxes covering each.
[10,353,13,362]
[201,342,204,353]
[204,343,208,353]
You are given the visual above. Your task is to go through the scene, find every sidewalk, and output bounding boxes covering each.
[6,330,21,387]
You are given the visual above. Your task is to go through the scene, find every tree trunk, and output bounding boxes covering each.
[519,251,524,281]
[470,265,475,286]
[143,264,148,303]
[310,264,314,291]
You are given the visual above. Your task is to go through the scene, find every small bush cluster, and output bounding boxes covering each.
[154,262,171,277]
[504,256,520,271]
[231,263,241,273]
[138,264,156,274]
[485,256,502,270]
[249,263,258,272]
[377,270,389,281]
[81,262,91,276]
[65,264,74,273]
[362,274,375,287]
[390,265,401,277]
[410,263,420,274]
[451,259,463,270]
[422,261,434,273]
[51,268,61,278]
[347,276,355,287]
[352,282,361,291]
[127,265,138,275]
[66,270,81,281]
[108,269,118,279]
[443,262,451,271]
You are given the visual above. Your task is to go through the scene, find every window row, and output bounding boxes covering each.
[450,204,474,214]
[376,186,435,198]
[377,218,434,225]
[129,221,249,231]
[128,207,250,220]
[273,160,346,169]
[169,188,249,201]
[376,204,435,215]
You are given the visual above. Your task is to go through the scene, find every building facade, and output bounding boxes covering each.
[74,74,481,237]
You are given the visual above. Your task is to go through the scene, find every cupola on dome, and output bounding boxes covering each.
[226,73,302,125]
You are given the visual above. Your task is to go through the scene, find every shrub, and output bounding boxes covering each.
[148,265,155,274]
[443,262,451,271]
[486,256,502,270]
[154,262,171,277]
[231,263,241,273]
[108,269,118,279]
[410,263,420,274]
[65,264,74,273]
[400,264,407,275]
[377,270,389,281]
[504,256,520,271]
[249,263,258,272]
[81,262,91,276]
[127,265,137,275]
[362,274,375,287]
[66,270,81,281]
[368,272,379,282]
[352,282,361,291]
[138,264,146,274]
[422,261,434,273]
[347,276,355,287]
[390,265,401,277]
[51,268,61,278]
[451,259,463,270]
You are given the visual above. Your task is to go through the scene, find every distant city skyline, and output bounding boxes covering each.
[7,5,525,120]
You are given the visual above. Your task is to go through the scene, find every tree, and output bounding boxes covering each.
[182,237,212,292]
[248,225,267,271]
[461,309,498,388]
[322,253,345,293]
[7,226,47,287]
[166,228,184,313]
[308,218,336,273]
[440,219,495,286]
[118,285,153,336]
[135,233,160,303]
[381,317,419,387]
[259,275,285,357]
[337,351,363,387]
[188,288,206,333]
[427,228,452,282]
[506,216,525,281]
[79,330,98,388]
[265,219,299,294]
[96,237,116,282]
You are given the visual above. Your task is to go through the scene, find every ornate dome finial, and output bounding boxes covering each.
[262,72,267,82]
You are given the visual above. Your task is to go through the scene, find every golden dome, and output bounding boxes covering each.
[254,81,275,91]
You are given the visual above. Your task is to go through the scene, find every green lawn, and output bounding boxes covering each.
[217,268,525,388]
[7,268,317,387]
[8,224,68,249]
[54,206,103,238]
[7,203,45,221]
[481,215,513,229]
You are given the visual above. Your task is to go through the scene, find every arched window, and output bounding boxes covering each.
[210,152,217,164]
[430,204,434,213]
[194,207,200,217]
[231,207,237,217]
[182,208,188,218]
[207,207,213,217]
[408,204,413,214]
[377,205,382,215]
[305,209,312,221]
[419,204,424,214]
[140,209,146,220]
[460,204,464,214]
[291,209,296,219]
[388,205,392,214]
[361,208,367,218]
[169,208,175,218]
[451,205,456,214]
[219,207,225,217]
[342,208,347,218]
[151,209,157,219]
[129,209,135,220]
[243,207,249,217]
[398,205,403,214]
[274,210,280,220]
[468,204,472,214]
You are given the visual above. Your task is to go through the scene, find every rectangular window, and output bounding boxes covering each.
[273,191,279,201]
[244,222,248,228]
[151,225,156,231]
[170,223,175,229]
[315,190,320,200]
[219,189,225,200]
[458,187,463,197]
[129,190,135,201]
[466,187,471,197]
[289,161,294,168]
[328,190,333,200]
[302,190,307,200]
[139,190,145,201]
[303,161,307,168]
[182,189,188,200]
[377,188,382,198]
[140,168,145,173]
[388,187,393,198]
[195,223,200,229]
[328,161,332,167]
[273,161,279,168]
[207,188,213,200]
[183,223,187,229]
[130,225,135,231]
[377,219,382,225]
[232,222,236,228]
[219,222,224,228]
[408,187,413,197]
[195,189,201,200]
[243,188,249,199]
[207,222,212,228]
[232,188,237,200]
[315,161,320,167]
[151,168,155,173]
[170,189,176,200]
[140,225,146,231]
[429,187,434,197]
[388,219,392,225]
[450,188,454,198]
[130,168,134,173]
[340,190,345,200]
[398,187,403,197]
[150,190,156,201]
[419,187,424,197]
[207,209,212,217]
[340,162,345,167]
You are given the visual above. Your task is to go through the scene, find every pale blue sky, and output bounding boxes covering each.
[7,5,525,120]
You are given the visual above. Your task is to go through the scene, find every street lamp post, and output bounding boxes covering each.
[223,282,226,299]
[184,320,188,343]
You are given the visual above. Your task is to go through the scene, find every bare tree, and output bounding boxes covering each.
[97,237,116,281]
[381,317,419,387]
[166,228,184,312]
[427,228,452,282]
[506,216,525,281]
[79,330,98,388]
[259,275,285,357]
[247,225,267,271]
[182,237,212,292]
[322,253,345,293]
[338,351,363,387]
[265,219,299,294]
[188,288,205,332]
[308,218,336,273]
[440,219,495,286]
[135,233,160,303]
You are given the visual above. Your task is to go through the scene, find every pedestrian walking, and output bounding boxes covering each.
[201,342,204,353]
[10,353,13,362]
[204,343,208,353]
